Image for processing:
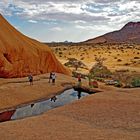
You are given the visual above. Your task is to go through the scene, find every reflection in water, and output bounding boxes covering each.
[50,96,57,102]
[77,91,81,99]
[31,104,34,108]
[11,89,89,121]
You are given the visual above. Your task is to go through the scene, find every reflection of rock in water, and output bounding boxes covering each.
[77,91,81,99]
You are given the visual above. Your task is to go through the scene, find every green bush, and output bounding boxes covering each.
[114,80,122,87]
[131,78,140,87]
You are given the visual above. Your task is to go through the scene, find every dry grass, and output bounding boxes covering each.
[51,43,140,74]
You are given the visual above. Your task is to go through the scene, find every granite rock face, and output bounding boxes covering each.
[0,14,70,78]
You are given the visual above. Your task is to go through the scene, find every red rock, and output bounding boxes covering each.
[0,110,15,122]
[0,14,70,78]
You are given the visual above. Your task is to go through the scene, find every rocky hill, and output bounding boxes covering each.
[84,22,140,44]
[0,14,70,78]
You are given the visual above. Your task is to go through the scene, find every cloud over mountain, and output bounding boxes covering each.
[0,0,140,42]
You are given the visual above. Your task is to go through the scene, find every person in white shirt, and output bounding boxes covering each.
[52,73,56,84]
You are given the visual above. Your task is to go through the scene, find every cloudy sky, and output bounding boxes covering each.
[0,0,140,42]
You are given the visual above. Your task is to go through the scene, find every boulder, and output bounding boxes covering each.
[0,14,70,78]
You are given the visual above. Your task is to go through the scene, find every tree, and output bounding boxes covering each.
[90,57,111,78]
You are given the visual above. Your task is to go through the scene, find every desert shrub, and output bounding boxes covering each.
[115,69,129,72]
[124,63,130,66]
[117,59,122,62]
[134,57,140,59]
[59,51,63,55]
[131,78,140,87]
[55,48,59,52]
[132,61,137,64]
[114,80,122,87]
[94,77,104,82]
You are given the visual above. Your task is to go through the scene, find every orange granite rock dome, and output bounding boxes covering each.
[0,14,70,78]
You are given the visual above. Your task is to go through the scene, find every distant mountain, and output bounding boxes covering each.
[0,14,70,78]
[84,22,140,44]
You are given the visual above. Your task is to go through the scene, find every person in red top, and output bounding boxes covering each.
[77,74,81,85]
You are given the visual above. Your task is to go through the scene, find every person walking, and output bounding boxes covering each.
[48,72,53,83]
[77,74,82,86]
[52,73,56,85]
[28,74,33,85]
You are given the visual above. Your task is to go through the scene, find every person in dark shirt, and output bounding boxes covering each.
[49,72,53,83]
[28,74,33,85]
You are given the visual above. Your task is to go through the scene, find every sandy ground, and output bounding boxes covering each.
[0,73,139,139]
[0,73,77,111]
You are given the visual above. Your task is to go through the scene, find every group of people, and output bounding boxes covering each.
[28,72,56,86]
[49,72,56,84]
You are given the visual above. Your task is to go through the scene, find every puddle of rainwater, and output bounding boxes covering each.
[10,89,89,121]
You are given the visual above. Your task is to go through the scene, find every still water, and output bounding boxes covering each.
[11,89,89,120]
